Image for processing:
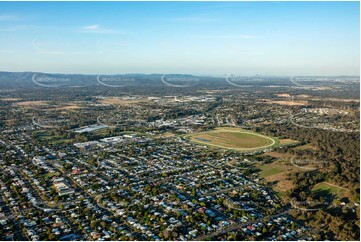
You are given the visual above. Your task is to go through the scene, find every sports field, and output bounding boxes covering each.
[188,127,276,151]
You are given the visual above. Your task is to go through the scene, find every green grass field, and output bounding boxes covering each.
[257,165,284,178]
[187,127,277,152]
[34,130,74,144]
[44,172,60,178]
[312,182,349,199]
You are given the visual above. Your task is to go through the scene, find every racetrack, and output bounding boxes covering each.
[188,127,276,152]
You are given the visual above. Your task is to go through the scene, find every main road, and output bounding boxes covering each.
[194,210,290,240]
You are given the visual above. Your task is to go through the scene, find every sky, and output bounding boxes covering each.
[0,1,359,76]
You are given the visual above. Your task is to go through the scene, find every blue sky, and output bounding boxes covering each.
[0,1,359,75]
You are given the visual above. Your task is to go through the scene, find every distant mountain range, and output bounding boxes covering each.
[0,71,209,88]
[0,71,358,89]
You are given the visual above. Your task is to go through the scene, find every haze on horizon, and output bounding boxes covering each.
[0,1,359,76]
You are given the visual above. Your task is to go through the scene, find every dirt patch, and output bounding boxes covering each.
[293,144,318,151]
[46,105,82,110]
[14,101,82,110]
[1,98,22,101]
[280,138,298,145]
[263,152,292,159]
[311,98,359,103]
[266,172,295,192]
[274,93,291,98]
[267,100,307,106]
[296,94,311,99]
[98,98,146,106]
[262,121,273,125]
[14,101,50,106]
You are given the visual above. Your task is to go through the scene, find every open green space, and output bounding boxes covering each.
[311,182,349,200]
[33,130,74,144]
[186,127,277,152]
[257,165,284,178]
[44,172,60,178]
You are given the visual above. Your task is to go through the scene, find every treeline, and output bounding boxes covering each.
[261,123,360,241]
[263,124,360,191]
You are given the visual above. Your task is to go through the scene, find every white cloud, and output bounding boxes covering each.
[0,14,21,21]
[78,24,122,34]
[82,24,100,30]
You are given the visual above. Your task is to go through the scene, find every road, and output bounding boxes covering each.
[290,156,318,171]
[194,210,289,240]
